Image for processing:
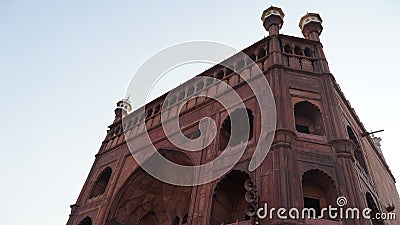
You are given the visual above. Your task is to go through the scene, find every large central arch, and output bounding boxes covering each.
[107,149,194,225]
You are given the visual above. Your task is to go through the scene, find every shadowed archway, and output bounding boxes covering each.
[302,169,337,220]
[210,170,250,225]
[107,150,194,225]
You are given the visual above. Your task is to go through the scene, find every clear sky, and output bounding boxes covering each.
[0,1,399,224]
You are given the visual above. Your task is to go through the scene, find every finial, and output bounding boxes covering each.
[299,12,323,41]
[261,6,285,36]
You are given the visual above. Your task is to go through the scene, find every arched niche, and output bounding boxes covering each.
[106,150,194,225]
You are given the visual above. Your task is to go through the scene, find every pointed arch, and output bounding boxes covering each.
[106,149,194,225]
[347,125,369,174]
[294,46,303,55]
[294,101,325,135]
[257,47,266,59]
[302,169,337,219]
[284,44,293,54]
[77,217,92,225]
[366,192,384,225]
[210,170,250,225]
[304,47,312,57]
[89,167,112,198]
[219,108,254,151]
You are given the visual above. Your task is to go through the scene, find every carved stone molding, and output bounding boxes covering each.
[271,129,297,150]
[329,139,355,161]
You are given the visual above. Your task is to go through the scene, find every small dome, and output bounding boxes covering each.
[116,98,132,113]
[299,13,323,30]
[261,6,285,23]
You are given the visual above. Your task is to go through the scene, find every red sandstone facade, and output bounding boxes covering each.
[67,7,399,225]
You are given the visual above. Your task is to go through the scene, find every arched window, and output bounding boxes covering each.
[154,104,161,114]
[225,67,234,76]
[249,53,256,62]
[187,85,195,96]
[304,47,312,57]
[257,48,266,59]
[206,77,214,86]
[210,170,250,225]
[302,170,336,220]
[170,95,177,105]
[178,90,185,101]
[236,59,245,70]
[366,193,384,225]
[163,100,169,108]
[89,167,112,198]
[219,108,254,151]
[347,126,368,174]
[347,125,360,147]
[216,70,224,80]
[284,44,293,54]
[294,101,324,135]
[196,81,204,91]
[78,217,92,225]
[294,46,303,55]
[146,108,153,119]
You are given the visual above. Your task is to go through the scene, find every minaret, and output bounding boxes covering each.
[260,7,303,224]
[371,134,385,159]
[261,6,284,66]
[113,98,132,123]
[299,13,366,225]
[299,12,330,74]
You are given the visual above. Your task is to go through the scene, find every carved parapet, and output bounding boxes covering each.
[329,139,355,161]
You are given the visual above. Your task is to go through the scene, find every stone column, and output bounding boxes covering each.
[330,139,365,225]
[259,129,302,225]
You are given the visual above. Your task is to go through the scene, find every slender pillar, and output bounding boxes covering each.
[331,139,365,225]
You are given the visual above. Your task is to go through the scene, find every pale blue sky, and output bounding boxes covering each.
[0,1,399,224]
